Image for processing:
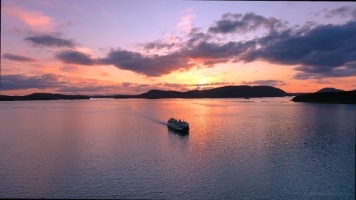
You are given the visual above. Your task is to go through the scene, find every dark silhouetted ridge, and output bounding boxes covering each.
[116,85,287,99]
[316,87,345,93]
[0,93,90,101]
[139,90,183,98]
[292,91,356,104]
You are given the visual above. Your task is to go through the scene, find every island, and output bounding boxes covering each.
[0,93,90,101]
[315,87,345,93]
[116,85,288,99]
[4,86,354,103]
[291,91,356,104]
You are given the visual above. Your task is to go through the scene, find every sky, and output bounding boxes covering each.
[1,0,356,95]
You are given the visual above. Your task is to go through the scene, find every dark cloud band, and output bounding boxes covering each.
[0,74,64,90]
[2,53,37,62]
[325,6,356,19]
[241,21,356,78]
[54,10,356,79]
[56,51,97,65]
[100,50,194,77]
[208,12,287,34]
[240,80,286,86]
[25,35,75,48]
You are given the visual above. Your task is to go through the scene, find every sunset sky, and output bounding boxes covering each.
[1,0,356,95]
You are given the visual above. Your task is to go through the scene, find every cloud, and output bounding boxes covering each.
[139,35,184,54]
[119,83,158,94]
[122,82,132,87]
[177,13,196,33]
[324,6,356,19]
[241,20,356,79]
[56,50,97,65]
[293,64,356,79]
[186,30,213,47]
[314,79,332,84]
[25,34,76,48]
[100,50,194,77]
[60,65,80,72]
[142,39,177,51]
[1,73,122,94]
[53,9,356,80]
[159,81,229,88]
[208,12,288,34]
[55,49,196,76]
[57,85,120,93]
[1,72,231,94]
[2,53,37,62]
[240,80,286,86]
[55,49,195,76]
[0,74,66,90]
[2,2,53,30]
[184,40,256,61]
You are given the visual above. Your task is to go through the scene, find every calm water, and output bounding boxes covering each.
[0,97,355,199]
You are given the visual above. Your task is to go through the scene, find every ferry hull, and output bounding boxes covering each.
[167,123,189,133]
[167,117,189,133]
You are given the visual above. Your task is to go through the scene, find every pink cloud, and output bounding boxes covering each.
[177,13,196,33]
[2,2,53,30]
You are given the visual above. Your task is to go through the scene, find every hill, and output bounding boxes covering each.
[316,87,345,93]
[0,93,90,101]
[291,91,356,104]
[117,85,287,99]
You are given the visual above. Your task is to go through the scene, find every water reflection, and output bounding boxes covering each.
[0,98,354,199]
[167,127,189,136]
[167,128,189,150]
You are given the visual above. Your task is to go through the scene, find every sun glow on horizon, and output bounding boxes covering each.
[1,1,355,95]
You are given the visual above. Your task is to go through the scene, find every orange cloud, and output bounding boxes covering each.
[2,3,53,30]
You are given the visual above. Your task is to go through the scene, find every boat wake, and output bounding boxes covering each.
[130,107,166,126]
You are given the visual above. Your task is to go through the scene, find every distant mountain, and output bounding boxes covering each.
[316,87,345,93]
[116,85,287,99]
[292,91,356,104]
[0,93,90,101]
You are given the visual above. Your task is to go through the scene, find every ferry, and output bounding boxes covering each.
[167,117,189,132]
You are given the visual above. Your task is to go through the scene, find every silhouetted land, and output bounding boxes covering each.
[0,93,90,101]
[116,85,288,99]
[315,87,345,93]
[292,91,356,104]
[3,86,353,103]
